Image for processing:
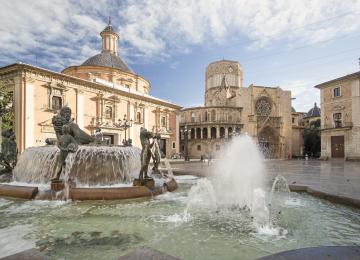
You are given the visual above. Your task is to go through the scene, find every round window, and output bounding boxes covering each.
[255,98,272,116]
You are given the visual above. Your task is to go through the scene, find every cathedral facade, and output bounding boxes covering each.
[179,60,293,159]
[0,21,181,157]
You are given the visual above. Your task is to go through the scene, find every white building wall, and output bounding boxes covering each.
[25,84,34,148]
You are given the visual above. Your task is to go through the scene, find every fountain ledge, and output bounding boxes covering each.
[0,179,178,201]
[289,184,360,209]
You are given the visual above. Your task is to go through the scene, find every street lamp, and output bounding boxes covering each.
[115,114,133,146]
[180,125,190,161]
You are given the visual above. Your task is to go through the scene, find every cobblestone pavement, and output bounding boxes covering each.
[170,159,360,202]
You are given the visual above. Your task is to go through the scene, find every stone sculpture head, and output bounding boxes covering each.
[60,106,72,122]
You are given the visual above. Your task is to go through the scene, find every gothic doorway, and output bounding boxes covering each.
[258,126,280,158]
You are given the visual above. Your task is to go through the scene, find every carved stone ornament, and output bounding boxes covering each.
[256,98,272,116]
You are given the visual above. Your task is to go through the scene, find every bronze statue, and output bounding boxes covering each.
[52,106,94,145]
[0,129,17,171]
[138,127,154,181]
[53,124,78,181]
[151,133,161,175]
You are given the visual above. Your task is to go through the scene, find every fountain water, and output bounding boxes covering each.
[180,135,271,226]
[13,145,141,186]
[271,175,290,193]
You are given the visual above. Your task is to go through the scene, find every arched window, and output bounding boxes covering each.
[211,127,217,139]
[204,111,208,122]
[190,128,195,139]
[191,112,196,122]
[202,128,208,139]
[196,128,201,139]
[137,112,142,123]
[228,127,233,138]
[220,127,225,138]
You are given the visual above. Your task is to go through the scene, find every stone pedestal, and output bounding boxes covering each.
[51,180,65,191]
[133,178,155,190]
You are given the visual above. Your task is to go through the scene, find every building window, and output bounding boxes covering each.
[197,145,201,151]
[105,106,113,119]
[220,127,225,138]
[172,142,176,149]
[204,111,208,122]
[190,128,195,139]
[202,128,208,139]
[292,117,295,124]
[211,127,217,139]
[161,116,166,127]
[333,87,341,97]
[191,112,196,122]
[136,112,142,123]
[333,113,342,128]
[125,84,130,88]
[52,96,62,110]
[256,97,272,116]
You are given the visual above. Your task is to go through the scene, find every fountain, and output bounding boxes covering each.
[0,106,177,201]
[1,121,360,259]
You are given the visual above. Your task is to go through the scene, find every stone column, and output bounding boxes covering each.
[225,127,228,139]
[208,126,211,139]
[216,126,220,139]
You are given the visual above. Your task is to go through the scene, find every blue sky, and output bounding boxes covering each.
[0,0,359,112]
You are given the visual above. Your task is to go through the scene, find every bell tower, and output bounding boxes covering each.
[100,17,120,55]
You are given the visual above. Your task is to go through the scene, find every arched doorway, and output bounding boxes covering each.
[258,126,280,158]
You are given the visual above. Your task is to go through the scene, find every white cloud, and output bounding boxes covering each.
[280,79,319,112]
[0,0,359,69]
[118,0,360,59]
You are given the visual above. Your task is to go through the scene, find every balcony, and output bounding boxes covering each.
[321,122,353,130]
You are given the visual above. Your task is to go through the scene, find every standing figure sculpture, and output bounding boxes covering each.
[151,133,161,175]
[53,124,78,181]
[0,129,17,171]
[138,127,154,182]
[52,106,94,145]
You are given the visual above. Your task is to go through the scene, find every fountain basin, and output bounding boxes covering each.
[0,184,38,200]
[0,179,178,201]
[0,176,359,260]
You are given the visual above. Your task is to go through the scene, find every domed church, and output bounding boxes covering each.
[0,20,181,157]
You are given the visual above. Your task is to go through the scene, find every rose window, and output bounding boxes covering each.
[256,98,272,116]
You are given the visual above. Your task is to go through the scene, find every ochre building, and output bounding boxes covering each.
[315,71,360,160]
[0,21,181,157]
[179,60,293,159]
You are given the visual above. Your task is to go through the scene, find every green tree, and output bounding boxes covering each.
[0,83,14,131]
[303,119,321,158]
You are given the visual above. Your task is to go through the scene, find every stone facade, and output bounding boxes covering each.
[315,71,360,160]
[0,22,181,158]
[291,111,305,157]
[180,60,292,159]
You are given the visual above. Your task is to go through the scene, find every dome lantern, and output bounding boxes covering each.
[100,17,120,56]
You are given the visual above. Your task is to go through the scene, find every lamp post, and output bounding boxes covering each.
[180,125,190,161]
[116,114,133,146]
